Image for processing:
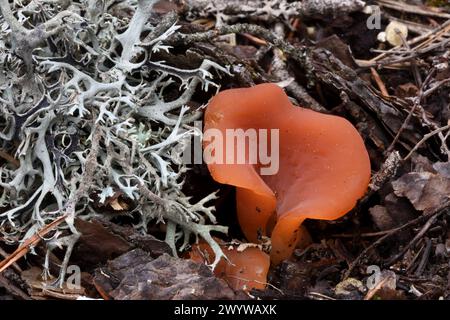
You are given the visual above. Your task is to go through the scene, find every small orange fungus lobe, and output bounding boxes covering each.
[189,241,270,291]
[204,83,371,265]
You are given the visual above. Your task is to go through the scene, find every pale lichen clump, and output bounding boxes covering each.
[0,0,230,285]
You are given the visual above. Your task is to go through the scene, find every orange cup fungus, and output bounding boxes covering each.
[189,240,270,291]
[203,83,371,265]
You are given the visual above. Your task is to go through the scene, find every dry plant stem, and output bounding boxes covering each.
[361,20,450,68]
[332,230,400,238]
[307,292,337,300]
[169,23,316,95]
[422,79,450,98]
[170,23,311,66]
[405,241,424,273]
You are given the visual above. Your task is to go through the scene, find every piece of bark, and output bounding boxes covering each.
[71,219,132,270]
[94,218,172,258]
[182,0,366,21]
[315,35,358,69]
[0,269,30,300]
[94,249,238,300]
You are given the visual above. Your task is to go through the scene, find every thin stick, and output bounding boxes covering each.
[378,0,450,20]
[0,273,31,300]
[385,213,441,266]
[404,124,450,161]
[414,237,432,276]
[366,19,450,65]
[343,212,439,279]
[0,247,22,273]
[370,67,389,97]
[0,214,68,273]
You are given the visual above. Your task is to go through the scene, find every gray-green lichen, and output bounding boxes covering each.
[0,0,229,285]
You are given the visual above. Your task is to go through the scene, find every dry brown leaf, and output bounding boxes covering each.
[392,161,450,213]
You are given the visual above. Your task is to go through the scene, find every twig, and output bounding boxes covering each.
[271,23,327,112]
[332,230,400,238]
[385,101,419,154]
[405,241,424,273]
[169,22,310,64]
[414,237,431,276]
[384,212,442,266]
[0,247,22,273]
[40,288,82,300]
[404,124,450,161]
[0,272,31,300]
[377,0,450,20]
[398,32,422,88]
[386,68,436,154]
[0,214,68,273]
[385,14,432,35]
[422,78,450,98]
[363,274,395,300]
[307,292,337,300]
[343,211,442,279]
[359,19,450,69]
[372,19,450,63]
[370,67,389,97]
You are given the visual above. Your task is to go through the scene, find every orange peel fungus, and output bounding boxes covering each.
[189,239,270,291]
[203,83,371,265]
